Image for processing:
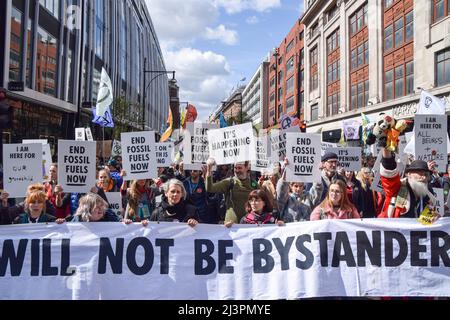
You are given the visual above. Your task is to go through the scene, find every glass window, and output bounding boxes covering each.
[278,70,283,85]
[26,17,34,88]
[36,27,58,97]
[39,0,59,19]
[9,6,23,82]
[286,56,294,73]
[394,18,404,47]
[405,11,413,41]
[311,104,318,121]
[286,96,294,113]
[351,48,357,69]
[437,48,450,86]
[395,65,404,97]
[286,40,294,54]
[351,85,357,109]
[385,0,393,8]
[385,69,393,100]
[435,0,445,22]
[286,76,294,94]
[300,70,304,88]
[384,25,393,50]
[406,61,414,94]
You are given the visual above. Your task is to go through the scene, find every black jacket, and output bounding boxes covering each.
[150,198,199,223]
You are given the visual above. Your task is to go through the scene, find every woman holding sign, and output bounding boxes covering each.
[310,180,360,220]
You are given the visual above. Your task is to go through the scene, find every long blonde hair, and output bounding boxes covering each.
[74,193,108,222]
[127,179,153,214]
[320,180,353,211]
[356,167,372,191]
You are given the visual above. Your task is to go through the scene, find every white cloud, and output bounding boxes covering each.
[246,16,259,24]
[165,48,232,120]
[145,0,218,47]
[203,25,239,45]
[214,0,281,14]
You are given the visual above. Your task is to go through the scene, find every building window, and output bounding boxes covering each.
[437,48,450,86]
[384,0,393,8]
[327,29,340,53]
[310,46,318,91]
[349,3,368,35]
[286,40,294,54]
[327,92,340,117]
[300,70,304,89]
[270,76,275,88]
[406,61,414,94]
[278,104,283,119]
[39,0,59,19]
[286,96,295,113]
[384,25,393,50]
[327,60,340,84]
[278,70,283,85]
[36,27,58,98]
[311,104,318,121]
[270,93,275,102]
[9,6,23,82]
[434,0,450,23]
[405,11,413,41]
[326,4,339,23]
[351,41,368,70]
[286,76,294,94]
[278,87,283,101]
[351,80,369,110]
[299,31,304,41]
[286,56,294,74]
[394,18,404,47]
[311,22,319,38]
[385,69,393,100]
[300,49,304,67]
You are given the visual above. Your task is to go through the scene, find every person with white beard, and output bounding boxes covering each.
[379,148,440,221]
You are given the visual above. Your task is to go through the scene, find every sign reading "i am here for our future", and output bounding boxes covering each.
[121,131,157,180]
[58,140,96,193]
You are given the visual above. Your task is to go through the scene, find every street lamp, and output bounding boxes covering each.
[143,58,176,130]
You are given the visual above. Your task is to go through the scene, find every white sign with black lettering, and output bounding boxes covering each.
[252,132,273,174]
[208,123,256,165]
[3,144,43,198]
[22,139,52,181]
[327,147,362,172]
[85,127,94,141]
[285,133,321,183]
[184,122,217,166]
[58,140,96,193]
[371,152,384,194]
[111,140,122,157]
[433,188,445,217]
[321,142,337,156]
[415,115,447,172]
[155,142,174,167]
[121,131,157,181]
[106,192,122,216]
[75,128,85,141]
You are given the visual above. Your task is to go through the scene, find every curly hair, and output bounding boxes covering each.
[74,193,108,222]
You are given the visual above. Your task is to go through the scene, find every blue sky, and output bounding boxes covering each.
[146,0,304,120]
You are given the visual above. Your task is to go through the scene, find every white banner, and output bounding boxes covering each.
[183,122,217,166]
[285,133,321,183]
[208,123,256,165]
[2,144,43,198]
[85,128,94,141]
[327,147,362,172]
[1,219,450,299]
[57,140,97,193]
[415,115,447,172]
[155,142,174,167]
[121,131,157,180]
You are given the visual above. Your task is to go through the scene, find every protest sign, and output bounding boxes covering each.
[3,144,43,198]
[184,122,217,166]
[121,131,157,180]
[208,123,256,165]
[85,128,94,141]
[155,142,174,167]
[327,147,362,171]
[58,140,96,193]
[105,192,122,216]
[285,133,321,183]
[75,128,85,141]
[321,142,337,156]
[370,151,384,194]
[22,139,52,181]
[252,131,272,174]
[415,114,447,172]
[111,140,122,157]
[433,188,445,217]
